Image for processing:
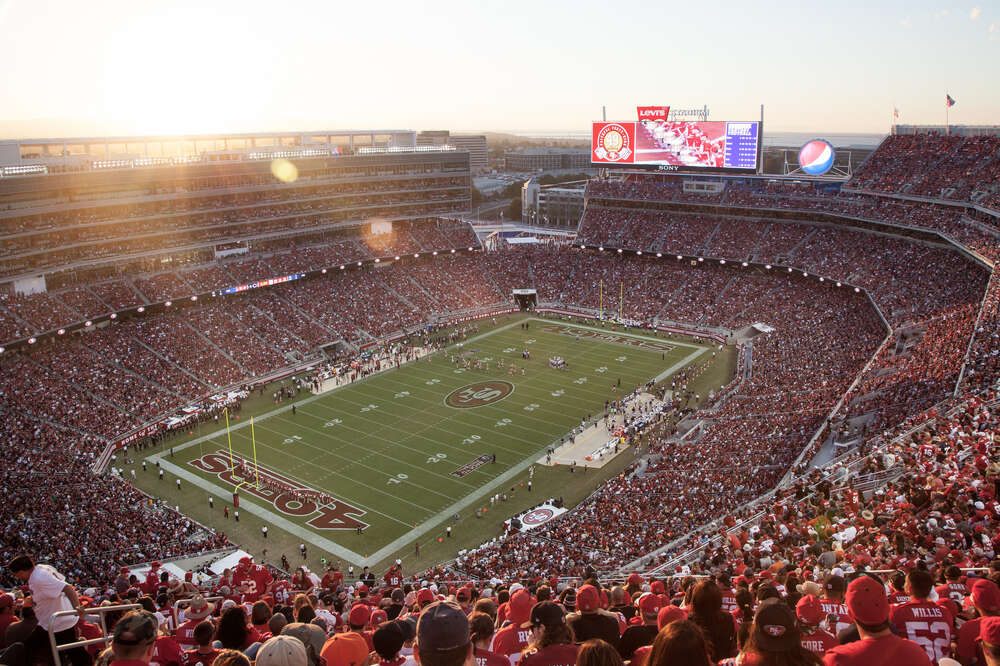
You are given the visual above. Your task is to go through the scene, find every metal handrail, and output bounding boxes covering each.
[47,603,141,666]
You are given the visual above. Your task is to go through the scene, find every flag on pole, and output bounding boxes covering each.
[946,94,956,107]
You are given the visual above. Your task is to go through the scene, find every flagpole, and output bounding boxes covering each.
[224,406,235,473]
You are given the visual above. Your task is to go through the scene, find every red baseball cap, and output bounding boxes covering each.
[348,603,371,627]
[846,577,889,625]
[416,589,435,605]
[627,573,642,586]
[576,585,600,612]
[796,594,824,626]
[980,616,1000,645]
[638,593,662,618]
[369,608,388,629]
[972,579,1000,612]
[650,581,665,595]
[657,605,686,630]
[357,584,369,594]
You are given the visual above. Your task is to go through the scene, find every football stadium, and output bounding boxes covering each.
[2,4,1000,666]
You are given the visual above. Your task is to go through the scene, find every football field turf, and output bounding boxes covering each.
[137,316,717,568]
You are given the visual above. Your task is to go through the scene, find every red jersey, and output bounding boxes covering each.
[151,636,184,666]
[271,580,293,605]
[322,571,344,591]
[519,644,579,666]
[957,616,987,666]
[475,647,509,666]
[77,620,104,657]
[631,645,651,666]
[384,570,403,589]
[720,589,738,613]
[144,571,161,595]
[174,618,202,648]
[182,648,221,666]
[492,625,533,662]
[800,628,838,656]
[823,633,933,665]
[233,565,273,603]
[934,582,966,606]
[889,600,952,663]
[819,598,852,635]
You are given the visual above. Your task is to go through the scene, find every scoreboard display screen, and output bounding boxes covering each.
[592,120,760,173]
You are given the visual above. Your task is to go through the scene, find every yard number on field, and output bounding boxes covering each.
[551,389,565,397]
[426,453,447,464]
[495,418,512,428]
[323,419,342,428]
[394,391,410,398]
[462,435,481,445]
[426,378,441,385]
[360,404,379,412]
[283,435,303,444]
[387,473,409,485]
[523,403,540,412]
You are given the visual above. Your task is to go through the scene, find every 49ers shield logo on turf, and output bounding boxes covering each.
[445,381,514,409]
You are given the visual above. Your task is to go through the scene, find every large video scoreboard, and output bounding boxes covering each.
[592,120,761,173]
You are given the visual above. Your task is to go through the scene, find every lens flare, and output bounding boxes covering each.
[270,158,298,183]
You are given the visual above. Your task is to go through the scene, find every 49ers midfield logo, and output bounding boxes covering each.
[445,381,514,409]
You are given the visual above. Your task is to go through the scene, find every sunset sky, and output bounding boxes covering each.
[0,0,997,138]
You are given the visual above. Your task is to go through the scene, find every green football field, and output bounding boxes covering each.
[133,316,722,570]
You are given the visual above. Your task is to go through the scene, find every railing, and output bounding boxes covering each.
[47,604,140,666]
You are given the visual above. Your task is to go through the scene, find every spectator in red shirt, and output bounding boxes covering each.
[182,622,220,666]
[957,579,1000,666]
[980,617,1000,666]
[822,577,932,666]
[796,595,838,657]
[575,639,621,666]
[492,590,534,663]
[175,596,215,649]
[519,601,578,666]
[889,569,952,664]
[470,613,507,666]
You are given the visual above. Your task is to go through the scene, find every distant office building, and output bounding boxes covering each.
[505,149,590,171]
[417,131,487,172]
[522,179,586,229]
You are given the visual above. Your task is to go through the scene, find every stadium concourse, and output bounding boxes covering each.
[3,131,1000,665]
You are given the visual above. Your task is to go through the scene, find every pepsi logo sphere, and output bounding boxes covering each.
[798,139,835,176]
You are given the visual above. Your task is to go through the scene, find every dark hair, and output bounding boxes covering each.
[212,649,252,666]
[296,605,316,624]
[8,556,34,574]
[743,609,823,666]
[469,613,495,643]
[576,639,622,666]
[193,621,215,646]
[251,601,272,625]
[216,607,250,650]
[907,569,933,599]
[535,586,552,602]
[473,599,497,620]
[418,643,471,666]
[645,620,712,666]
[857,619,891,634]
[689,581,736,661]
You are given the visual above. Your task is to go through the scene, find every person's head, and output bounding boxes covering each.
[112,611,159,664]
[347,603,370,630]
[297,604,316,624]
[472,598,497,620]
[974,579,1000,616]
[745,603,820,664]
[795,595,824,630]
[689,580,723,619]
[269,613,289,637]
[576,639,622,666]
[823,575,845,601]
[217,606,251,649]
[372,620,407,662]
[979,616,1000,666]
[282,623,327,666]
[7,555,34,582]
[468,612,495,648]
[416,601,472,666]
[645,620,711,666]
[576,585,601,614]
[845,576,890,635]
[252,601,273,625]
[522,600,572,649]
[193,621,215,648]
[213,649,253,666]
[905,568,934,601]
[256,635,308,666]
